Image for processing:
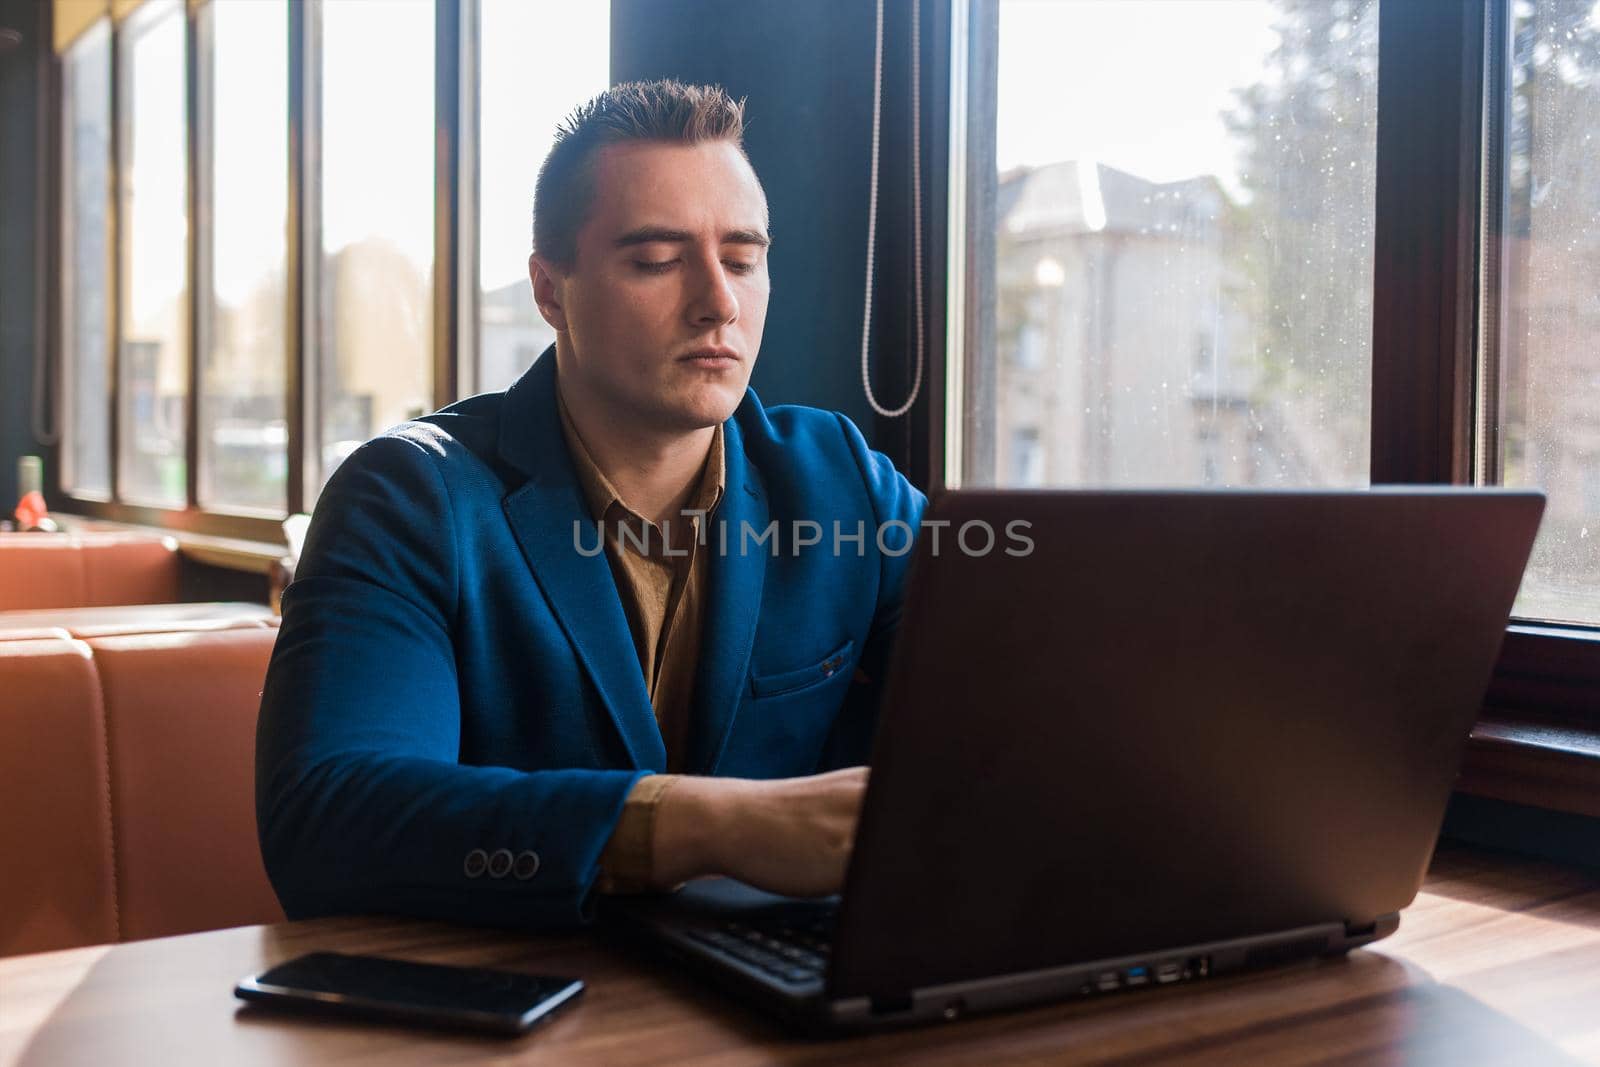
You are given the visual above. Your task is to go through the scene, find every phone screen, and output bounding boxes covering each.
[236,952,583,1035]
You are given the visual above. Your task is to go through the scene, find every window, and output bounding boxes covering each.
[1482,0,1600,626]
[975,0,1379,491]
[317,0,436,488]
[946,0,1600,796]
[60,19,112,498]
[116,0,188,507]
[476,0,609,392]
[52,0,610,533]
[197,0,289,513]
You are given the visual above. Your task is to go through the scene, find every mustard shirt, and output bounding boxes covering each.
[556,391,723,890]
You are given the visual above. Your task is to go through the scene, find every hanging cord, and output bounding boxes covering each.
[860,0,924,419]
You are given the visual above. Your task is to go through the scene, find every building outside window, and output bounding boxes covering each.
[983,0,1377,493]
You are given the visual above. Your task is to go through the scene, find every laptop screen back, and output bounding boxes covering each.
[829,488,1544,999]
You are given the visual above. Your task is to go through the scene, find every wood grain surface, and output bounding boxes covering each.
[4,844,1599,1065]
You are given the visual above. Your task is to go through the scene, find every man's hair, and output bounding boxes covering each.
[532,80,750,270]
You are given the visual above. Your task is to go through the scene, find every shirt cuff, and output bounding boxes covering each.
[595,773,681,894]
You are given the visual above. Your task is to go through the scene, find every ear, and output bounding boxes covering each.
[528,253,569,332]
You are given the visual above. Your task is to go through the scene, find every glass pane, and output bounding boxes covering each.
[1490,0,1600,626]
[976,0,1378,488]
[61,20,113,498]
[117,0,189,507]
[477,0,609,392]
[198,0,288,513]
[318,0,435,488]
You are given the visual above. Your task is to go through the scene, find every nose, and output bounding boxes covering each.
[687,257,739,328]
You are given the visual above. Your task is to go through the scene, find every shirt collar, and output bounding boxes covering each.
[556,383,726,528]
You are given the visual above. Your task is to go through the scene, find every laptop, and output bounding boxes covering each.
[606,488,1545,1032]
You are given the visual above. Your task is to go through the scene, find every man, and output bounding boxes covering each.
[256,81,925,929]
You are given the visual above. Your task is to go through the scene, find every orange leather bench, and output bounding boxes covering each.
[0,618,286,957]
[0,532,182,612]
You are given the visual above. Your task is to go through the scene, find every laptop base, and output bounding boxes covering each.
[608,879,1399,1033]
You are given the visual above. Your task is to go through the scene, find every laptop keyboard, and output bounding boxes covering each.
[682,912,835,985]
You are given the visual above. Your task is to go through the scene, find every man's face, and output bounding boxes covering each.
[532,140,771,435]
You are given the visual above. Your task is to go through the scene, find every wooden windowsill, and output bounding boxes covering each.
[59,515,288,576]
[1460,715,1600,820]
[173,533,288,576]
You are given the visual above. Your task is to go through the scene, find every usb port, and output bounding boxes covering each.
[1187,955,1212,979]
[1124,966,1150,987]
[1155,962,1182,984]
[1095,971,1121,992]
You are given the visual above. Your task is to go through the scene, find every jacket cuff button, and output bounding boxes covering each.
[488,848,514,878]
[463,848,489,878]
[514,850,541,880]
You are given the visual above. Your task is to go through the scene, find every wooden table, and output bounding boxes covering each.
[5,844,1600,1065]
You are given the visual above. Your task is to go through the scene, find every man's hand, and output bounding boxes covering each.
[651,768,869,897]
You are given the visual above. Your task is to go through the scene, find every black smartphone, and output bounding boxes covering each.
[234,951,584,1036]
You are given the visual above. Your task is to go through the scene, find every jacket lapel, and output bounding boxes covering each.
[687,414,768,775]
[498,353,666,772]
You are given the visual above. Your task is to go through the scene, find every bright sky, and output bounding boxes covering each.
[998,0,1279,197]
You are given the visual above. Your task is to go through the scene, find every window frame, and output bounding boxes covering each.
[942,0,1600,809]
[45,0,471,545]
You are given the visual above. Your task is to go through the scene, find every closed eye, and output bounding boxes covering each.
[634,258,758,276]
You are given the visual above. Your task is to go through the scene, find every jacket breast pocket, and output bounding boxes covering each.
[748,638,856,699]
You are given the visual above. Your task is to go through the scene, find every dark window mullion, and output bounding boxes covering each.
[43,6,64,507]
[285,0,308,516]
[457,0,481,403]
[1476,0,1512,487]
[185,1,203,511]
[913,0,950,495]
[107,17,123,505]
[289,0,324,512]
[953,0,997,489]
[432,0,464,411]
[1369,0,1487,485]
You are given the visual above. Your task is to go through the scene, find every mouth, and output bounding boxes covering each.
[678,346,741,370]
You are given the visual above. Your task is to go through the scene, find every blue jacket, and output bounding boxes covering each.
[256,352,926,928]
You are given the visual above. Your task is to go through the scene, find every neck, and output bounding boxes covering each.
[555,364,714,529]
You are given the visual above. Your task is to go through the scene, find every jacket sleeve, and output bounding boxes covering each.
[255,432,645,930]
[817,414,929,770]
